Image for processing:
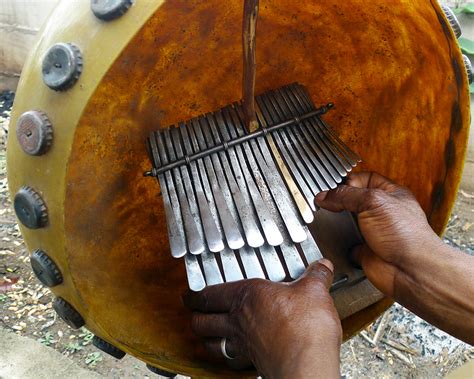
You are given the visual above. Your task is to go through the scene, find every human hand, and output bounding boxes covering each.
[315,172,442,298]
[184,260,342,378]
[316,172,474,344]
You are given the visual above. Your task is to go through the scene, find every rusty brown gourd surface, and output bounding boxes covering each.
[7,0,470,377]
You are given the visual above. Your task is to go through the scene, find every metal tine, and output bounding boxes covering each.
[261,92,321,196]
[299,227,324,265]
[267,89,335,191]
[217,107,283,247]
[181,121,244,251]
[280,132,330,191]
[148,134,187,258]
[192,116,264,249]
[293,84,360,167]
[277,87,344,183]
[170,126,224,253]
[179,122,244,283]
[319,115,361,166]
[218,251,245,283]
[239,246,267,279]
[184,254,206,291]
[282,239,307,279]
[217,107,286,279]
[202,115,266,280]
[256,94,316,210]
[258,244,286,282]
[226,105,306,244]
[231,105,307,278]
[274,88,341,187]
[251,105,314,225]
[275,96,341,192]
[283,86,352,175]
[153,133,206,295]
[162,129,223,285]
[293,83,360,165]
[157,131,203,256]
[289,83,350,167]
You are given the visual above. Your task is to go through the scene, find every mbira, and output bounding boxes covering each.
[146,83,362,291]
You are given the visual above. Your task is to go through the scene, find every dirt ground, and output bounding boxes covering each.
[0,91,473,378]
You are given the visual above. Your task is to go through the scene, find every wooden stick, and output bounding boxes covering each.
[242,0,313,223]
[242,0,259,132]
[387,347,413,366]
[360,331,375,346]
[373,311,390,346]
[381,338,419,356]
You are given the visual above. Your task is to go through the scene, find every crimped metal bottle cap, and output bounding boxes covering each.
[92,336,126,359]
[16,110,53,156]
[91,0,134,21]
[441,5,462,38]
[14,186,48,229]
[463,55,473,84]
[42,43,83,91]
[30,249,63,287]
[53,297,85,329]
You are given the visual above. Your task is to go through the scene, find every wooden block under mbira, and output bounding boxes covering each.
[309,208,383,319]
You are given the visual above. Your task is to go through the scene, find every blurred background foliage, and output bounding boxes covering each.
[449,1,474,92]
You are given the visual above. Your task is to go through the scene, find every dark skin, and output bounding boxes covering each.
[184,172,474,378]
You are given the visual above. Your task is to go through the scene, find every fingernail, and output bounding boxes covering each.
[317,258,334,273]
[315,191,328,204]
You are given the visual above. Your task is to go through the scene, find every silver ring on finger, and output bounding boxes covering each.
[220,337,236,360]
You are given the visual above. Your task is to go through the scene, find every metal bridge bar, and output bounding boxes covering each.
[144,104,333,177]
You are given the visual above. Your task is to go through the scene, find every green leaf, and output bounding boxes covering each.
[459,37,474,55]
[461,3,474,13]
[453,3,474,14]
[66,342,83,353]
[470,82,474,94]
[85,352,102,367]
[79,327,94,345]
[38,332,55,346]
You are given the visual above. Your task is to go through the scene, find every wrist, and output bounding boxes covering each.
[272,325,341,379]
[394,228,445,274]
[393,242,474,344]
[393,230,447,298]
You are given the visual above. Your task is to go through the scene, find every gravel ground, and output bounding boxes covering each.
[0,91,473,378]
